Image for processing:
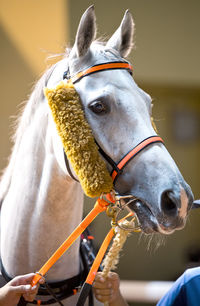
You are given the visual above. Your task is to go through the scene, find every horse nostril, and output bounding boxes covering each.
[161,190,178,216]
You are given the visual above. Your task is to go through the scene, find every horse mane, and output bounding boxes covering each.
[0,62,60,204]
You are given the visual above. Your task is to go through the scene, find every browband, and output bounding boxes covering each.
[63,61,133,84]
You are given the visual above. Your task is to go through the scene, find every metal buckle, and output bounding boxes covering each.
[115,195,141,232]
[103,192,141,232]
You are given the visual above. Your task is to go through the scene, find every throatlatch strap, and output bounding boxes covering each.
[96,141,122,175]
[63,150,79,182]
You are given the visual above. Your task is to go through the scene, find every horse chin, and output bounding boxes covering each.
[128,200,177,235]
[128,200,158,234]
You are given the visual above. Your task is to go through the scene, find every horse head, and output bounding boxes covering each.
[47,6,193,235]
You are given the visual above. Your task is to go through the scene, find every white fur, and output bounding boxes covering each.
[0,6,193,305]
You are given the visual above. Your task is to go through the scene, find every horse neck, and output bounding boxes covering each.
[0,84,84,281]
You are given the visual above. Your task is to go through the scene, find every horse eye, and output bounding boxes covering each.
[89,101,107,114]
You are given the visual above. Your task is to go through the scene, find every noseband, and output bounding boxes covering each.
[63,61,164,184]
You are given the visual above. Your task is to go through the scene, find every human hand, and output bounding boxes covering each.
[0,273,44,306]
[93,272,121,304]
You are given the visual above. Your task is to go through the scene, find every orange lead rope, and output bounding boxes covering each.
[86,212,133,286]
[76,228,114,306]
[76,212,134,306]
[85,229,114,286]
[31,198,109,287]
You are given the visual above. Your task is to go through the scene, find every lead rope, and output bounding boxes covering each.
[76,212,135,306]
[75,201,139,306]
[31,195,139,306]
[101,220,132,306]
[31,198,110,287]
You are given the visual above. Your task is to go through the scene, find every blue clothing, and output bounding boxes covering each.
[157,267,200,306]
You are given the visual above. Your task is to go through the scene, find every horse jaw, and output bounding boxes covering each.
[121,148,194,235]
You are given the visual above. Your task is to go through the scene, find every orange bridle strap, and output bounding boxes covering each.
[111,136,164,182]
[31,198,109,287]
[64,61,133,84]
[85,212,134,286]
[76,212,134,306]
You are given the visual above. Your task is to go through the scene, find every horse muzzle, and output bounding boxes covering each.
[127,188,193,235]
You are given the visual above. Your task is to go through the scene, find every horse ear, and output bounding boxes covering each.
[73,5,96,57]
[106,10,134,58]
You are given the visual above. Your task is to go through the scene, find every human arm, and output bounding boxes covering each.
[93,272,128,306]
[157,267,200,306]
[0,273,44,306]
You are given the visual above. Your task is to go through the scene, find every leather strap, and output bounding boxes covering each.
[63,150,79,182]
[111,136,164,182]
[63,61,133,84]
[96,136,164,184]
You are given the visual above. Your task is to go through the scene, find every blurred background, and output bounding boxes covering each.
[0,0,200,305]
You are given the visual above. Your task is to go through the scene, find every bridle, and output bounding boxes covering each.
[63,60,164,184]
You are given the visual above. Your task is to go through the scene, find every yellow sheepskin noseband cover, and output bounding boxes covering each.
[44,81,113,198]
